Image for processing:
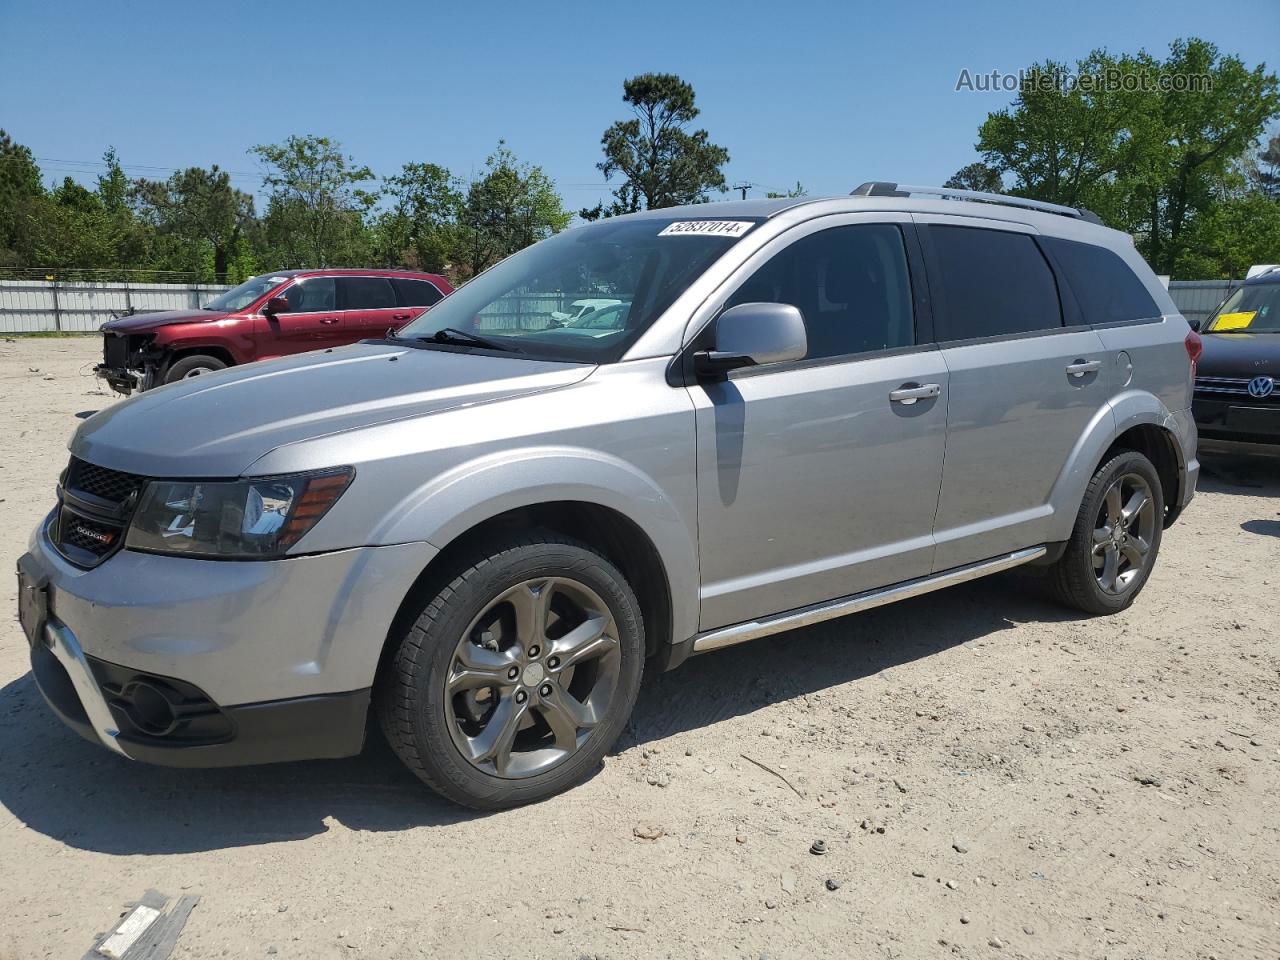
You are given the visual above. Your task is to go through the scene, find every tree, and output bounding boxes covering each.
[250,135,375,267]
[1174,192,1280,278]
[134,166,256,281]
[766,181,807,198]
[0,129,45,266]
[592,73,729,215]
[456,142,570,279]
[944,162,1003,193]
[374,162,462,272]
[975,39,1280,274]
[1252,133,1280,199]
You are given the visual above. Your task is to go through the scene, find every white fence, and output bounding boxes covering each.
[0,279,233,333]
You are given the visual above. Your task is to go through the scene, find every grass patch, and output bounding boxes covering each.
[4,331,98,339]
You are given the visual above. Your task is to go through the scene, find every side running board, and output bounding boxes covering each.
[691,546,1047,654]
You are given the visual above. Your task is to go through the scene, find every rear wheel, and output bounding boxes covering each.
[1049,450,1163,615]
[377,533,644,809]
[163,354,227,384]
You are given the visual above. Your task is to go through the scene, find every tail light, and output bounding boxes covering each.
[1184,329,1203,373]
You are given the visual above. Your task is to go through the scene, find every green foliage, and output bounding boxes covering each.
[975,38,1280,277]
[250,134,376,268]
[943,163,1003,193]
[591,73,729,216]
[133,165,256,281]
[373,161,463,272]
[766,181,807,198]
[0,128,45,266]
[456,141,571,279]
[1173,192,1280,279]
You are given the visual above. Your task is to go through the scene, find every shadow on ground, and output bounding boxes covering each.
[1198,450,1280,498]
[0,571,1081,857]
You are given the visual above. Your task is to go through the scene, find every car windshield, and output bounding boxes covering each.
[202,274,291,312]
[1206,283,1280,333]
[394,216,761,362]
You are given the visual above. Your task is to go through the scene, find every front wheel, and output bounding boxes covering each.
[162,354,227,384]
[377,533,644,809]
[1049,450,1164,615]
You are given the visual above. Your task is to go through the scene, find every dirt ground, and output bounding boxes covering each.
[1,335,1278,960]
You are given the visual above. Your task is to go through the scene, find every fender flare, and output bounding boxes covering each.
[372,445,700,646]
[1047,390,1183,541]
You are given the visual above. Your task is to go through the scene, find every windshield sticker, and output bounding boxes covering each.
[268,276,288,283]
[658,220,753,238]
[1212,310,1256,331]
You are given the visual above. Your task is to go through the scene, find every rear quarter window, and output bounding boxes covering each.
[392,278,444,307]
[1041,236,1161,325]
[927,225,1063,341]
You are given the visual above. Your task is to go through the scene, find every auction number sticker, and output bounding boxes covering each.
[658,220,754,238]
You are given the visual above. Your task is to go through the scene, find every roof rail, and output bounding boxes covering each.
[850,181,1104,225]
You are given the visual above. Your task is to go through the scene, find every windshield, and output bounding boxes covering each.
[202,274,291,312]
[395,217,760,362]
[1206,283,1280,333]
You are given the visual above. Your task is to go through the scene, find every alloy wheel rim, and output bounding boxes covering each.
[444,577,621,779]
[1092,472,1156,595]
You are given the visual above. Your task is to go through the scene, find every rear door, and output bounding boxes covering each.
[337,276,405,338]
[916,217,1111,570]
[259,276,341,357]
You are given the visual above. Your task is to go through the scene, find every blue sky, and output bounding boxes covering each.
[2,0,1277,211]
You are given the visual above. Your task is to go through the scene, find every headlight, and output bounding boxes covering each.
[125,467,354,559]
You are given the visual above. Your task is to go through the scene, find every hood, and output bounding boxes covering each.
[71,342,594,477]
[102,308,231,332]
[1197,332,1280,379]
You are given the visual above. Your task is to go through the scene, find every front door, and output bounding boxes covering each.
[258,276,341,358]
[691,219,948,631]
[916,218,1112,570]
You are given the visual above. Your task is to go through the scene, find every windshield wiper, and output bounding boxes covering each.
[421,328,521,352]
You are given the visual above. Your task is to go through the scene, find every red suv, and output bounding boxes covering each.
[94,269,453,394]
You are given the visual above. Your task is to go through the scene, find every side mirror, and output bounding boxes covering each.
[695,302,807,377]
[1186,316,1203,333]
[263,296,291,316]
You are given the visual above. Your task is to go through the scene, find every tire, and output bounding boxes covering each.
[377,532,645,809]
[163,354,227,384]
[1048,450,1164,615]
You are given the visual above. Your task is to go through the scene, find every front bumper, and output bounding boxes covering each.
[1193,397,1280,445]
[20,520,436,766]
[93,363,139,396]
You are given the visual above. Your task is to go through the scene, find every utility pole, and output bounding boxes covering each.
[732,182,752,200]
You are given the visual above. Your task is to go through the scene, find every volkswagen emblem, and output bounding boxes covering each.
[1247,375,1275,399]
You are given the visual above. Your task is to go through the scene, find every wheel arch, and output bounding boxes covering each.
[371,447,699,682]
[1050,392,1187,539]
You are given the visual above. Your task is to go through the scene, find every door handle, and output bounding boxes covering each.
[319,317,339,325]
[889,382,942,405]
[1066,359,1102,378]
[391,313,411,321]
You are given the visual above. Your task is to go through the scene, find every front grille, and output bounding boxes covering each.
[1194,376,1280,404]
[58,512,123,557]
[103,334,128,369]
[53,457,148,567]
[67,456,144,503]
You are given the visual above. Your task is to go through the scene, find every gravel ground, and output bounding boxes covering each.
[1,336,1278,960]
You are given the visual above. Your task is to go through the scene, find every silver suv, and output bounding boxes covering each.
[17,184,1199,809]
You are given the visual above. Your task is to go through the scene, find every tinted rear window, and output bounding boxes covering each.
[1041,237,1160,325]
[928,226,1062,340]
[392,278,443,307]
[338,277,396,310]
